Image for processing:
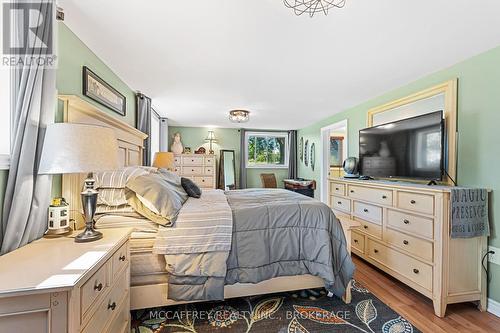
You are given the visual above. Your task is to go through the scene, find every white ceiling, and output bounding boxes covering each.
[59,0,500,130]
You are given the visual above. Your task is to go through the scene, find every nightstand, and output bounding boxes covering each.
[0,228,132,333]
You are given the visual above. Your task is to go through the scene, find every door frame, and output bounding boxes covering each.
[320,119,348,204]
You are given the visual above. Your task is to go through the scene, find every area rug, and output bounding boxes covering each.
[131,280,420,333]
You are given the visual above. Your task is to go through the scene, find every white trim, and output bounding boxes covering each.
[0,154,10,170]
[244,131,289,169]
[488,298,500,318]
[320,119,348,204]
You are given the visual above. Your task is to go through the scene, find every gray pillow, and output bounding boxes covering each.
[181,177,202,198]
[126,173,188,225]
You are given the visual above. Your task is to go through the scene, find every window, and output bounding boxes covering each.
[0,68,11,169]
[150,109,160,163]
[245,132,289,168]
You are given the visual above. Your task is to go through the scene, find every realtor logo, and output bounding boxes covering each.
[2,1,56,67]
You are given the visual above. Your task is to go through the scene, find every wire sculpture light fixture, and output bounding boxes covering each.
[284,0,347,17]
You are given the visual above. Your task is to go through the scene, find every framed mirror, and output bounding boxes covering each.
[218,150,236,190]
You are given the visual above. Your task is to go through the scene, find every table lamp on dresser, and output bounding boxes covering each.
[38,123,119,242]
[152,152,175,170]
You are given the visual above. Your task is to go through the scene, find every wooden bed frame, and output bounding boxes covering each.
[59,95,353,310]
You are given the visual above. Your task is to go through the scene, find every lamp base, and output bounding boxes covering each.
[75,227,103,243]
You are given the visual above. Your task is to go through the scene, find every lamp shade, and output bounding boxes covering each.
[38,123,119,175]
[152,152,175,169]
[205,130,217,142]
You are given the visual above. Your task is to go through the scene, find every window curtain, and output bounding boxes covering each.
[136,93,152,166]
[1,1,56,254]
[239,129,247,189]
[288,130,297,179]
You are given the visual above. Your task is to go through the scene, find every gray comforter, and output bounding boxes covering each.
[225,189,354,298]
[158,189,354,301]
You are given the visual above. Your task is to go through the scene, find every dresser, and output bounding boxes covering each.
[329,178,487,317]
[173,153,216,189]
[0,228,132,333]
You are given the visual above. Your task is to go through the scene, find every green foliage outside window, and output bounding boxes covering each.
[247,134,287,166]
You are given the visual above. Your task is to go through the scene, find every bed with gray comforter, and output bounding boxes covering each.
[153,188,354,302]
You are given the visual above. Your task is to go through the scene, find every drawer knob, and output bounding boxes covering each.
[119,255,126,261]
[107,301,117,310]
[354,239,359,243]
[403,240,409,245]
[192,169,195,172]
[363,225,368,229]
[94,282,103,291]
[403,219,410,224]
[374,249,379,253]
[363,208,369,213]
[337,201,342,205]
[382,195,387,199]
[335,187,339,191]
[410,200,416,204]
[350,190,354,193]
[413,268,419,274]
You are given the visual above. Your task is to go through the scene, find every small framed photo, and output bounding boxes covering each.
[82,66,126,116]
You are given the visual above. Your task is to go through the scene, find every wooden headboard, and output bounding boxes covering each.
[58,95,147,226]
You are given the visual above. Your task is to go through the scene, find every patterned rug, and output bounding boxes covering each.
[131,280,420,333]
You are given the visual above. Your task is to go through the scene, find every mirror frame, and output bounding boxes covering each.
[218,149,237,190]
[367,79,458,185]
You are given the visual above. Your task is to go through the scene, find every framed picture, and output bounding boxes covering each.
[330,136,344,167]
[83,66,126,116]
[310,142,316,171]
[299,137,304,162]
[304,140,309,166]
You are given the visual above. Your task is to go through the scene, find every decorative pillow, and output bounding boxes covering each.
[97,188,128,206]
[95,204,135,215]
[126,173,188,225]
[94,166,156,189]
[181,177,202,198]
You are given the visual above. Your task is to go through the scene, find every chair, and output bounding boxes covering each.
[260,173,277,188]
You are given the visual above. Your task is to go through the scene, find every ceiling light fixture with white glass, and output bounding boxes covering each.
[229,110,250,123]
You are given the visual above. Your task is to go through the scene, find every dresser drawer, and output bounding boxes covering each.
[347,185,393,206]
[358,218,382,239]
[330,183,345,196]
[353,201,382,224]
[204,156,216,165]
[173,156,181,165]
[104,295,130,333]
[182,166,203,175]
[367,239,432,291]
[397,191,434,215]
[82,270,128,333]
[112,242,129,278]
[172,166,181,174]
[182,156,204,165]
[194,176,214,188]
[81,262,109,320]
[385,228,433,262]
[387,209,434,240]
[332,196,350,213]
[204,166,215,175]
[351,231,365,254]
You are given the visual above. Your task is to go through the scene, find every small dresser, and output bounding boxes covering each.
[0,228,132,333]
[329,178,488,317]
[173,153,216,189]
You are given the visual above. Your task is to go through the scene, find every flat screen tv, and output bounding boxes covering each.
[359,111,444,180]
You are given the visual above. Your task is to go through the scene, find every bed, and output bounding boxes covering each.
[59,95,355,310]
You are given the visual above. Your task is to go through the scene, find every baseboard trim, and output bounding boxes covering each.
[488,298,500,318]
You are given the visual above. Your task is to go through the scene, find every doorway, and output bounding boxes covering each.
[320,120,348,203]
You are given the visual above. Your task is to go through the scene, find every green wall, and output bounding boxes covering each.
[168,126,289,188]
[51,23,138,197]
[297,45,500,302]
[57,23,136,126]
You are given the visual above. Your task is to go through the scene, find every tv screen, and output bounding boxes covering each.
[359,111,444,180]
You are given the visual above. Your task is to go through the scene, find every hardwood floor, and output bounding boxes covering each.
[352,255,500,333]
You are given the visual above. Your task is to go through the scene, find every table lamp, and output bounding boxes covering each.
[39,123,119,242]
[204,130,218,155]
[152,152,175,170]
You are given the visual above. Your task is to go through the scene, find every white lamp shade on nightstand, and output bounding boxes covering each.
[38,123,119,175]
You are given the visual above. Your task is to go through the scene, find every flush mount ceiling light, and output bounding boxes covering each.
[229,110,250,123]
[284,0,347,17]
